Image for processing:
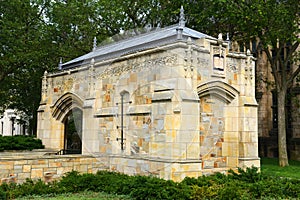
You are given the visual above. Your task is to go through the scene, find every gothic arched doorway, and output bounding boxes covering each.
[64,108,82,154]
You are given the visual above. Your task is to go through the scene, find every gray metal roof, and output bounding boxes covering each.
[61,25,215,69]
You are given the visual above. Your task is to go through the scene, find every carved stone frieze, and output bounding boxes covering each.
[98,55,177,79]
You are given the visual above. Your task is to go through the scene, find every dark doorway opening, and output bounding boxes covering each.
[64,108,82,154]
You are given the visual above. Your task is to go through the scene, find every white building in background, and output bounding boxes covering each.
[0,109,27,136]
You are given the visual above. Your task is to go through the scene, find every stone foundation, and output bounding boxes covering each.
[0,150,258,184]
[0,152,106,184]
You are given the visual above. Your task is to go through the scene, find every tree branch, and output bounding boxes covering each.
[286,41,300,87]
[288,41,300,62]
[287,65,300,88]
[264,46,280,87]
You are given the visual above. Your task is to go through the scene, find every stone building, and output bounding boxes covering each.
[0,109,27,136]
[256,46,300,161]
[37,9,260,181]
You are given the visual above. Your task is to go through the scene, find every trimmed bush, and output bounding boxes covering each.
[1,167,300,199]
[0,187,6,200]
[0,135,44,151]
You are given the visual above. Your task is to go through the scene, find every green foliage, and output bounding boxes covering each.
[15,191,131,200]
[188,167,300,200]
[129,176,190,200]
[0,187,6,200]
[93,171,135,195]
[190,185,219,200]
[0,135,44,151]
[0,0,55,134]
[228,166,262,183]
[57,171,99,193]
[2,166,300,200]
[2,179,60,199]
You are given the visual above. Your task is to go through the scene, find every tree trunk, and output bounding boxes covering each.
[277,88,289,167]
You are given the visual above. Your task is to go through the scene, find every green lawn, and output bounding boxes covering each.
[261,157,300,179]
[16,191,131,200]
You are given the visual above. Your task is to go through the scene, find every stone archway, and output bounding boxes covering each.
[50,92,84,154]
[63,108,83,154]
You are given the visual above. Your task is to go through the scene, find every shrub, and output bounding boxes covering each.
[57,171,191,200]
[57,171,84,193]
[93,171,134,194]
[1,167,300,199]
[190,185,219,200]
[228,166,262,183]
[129,176,190,200]
[0,187,6,200]
[217,180,251,200]
[2,178,59,199]
[0,135,44,151]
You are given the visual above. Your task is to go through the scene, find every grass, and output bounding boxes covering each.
[261,157,300,179]
[16,191,131,200]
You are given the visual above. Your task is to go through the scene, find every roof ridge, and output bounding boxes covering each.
[61,24,215,68]
[94,24,179,51]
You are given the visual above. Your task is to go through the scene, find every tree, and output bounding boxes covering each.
[188,0,299,166]
[0,0,53,133]
[92,0,181,38]
[46,0,102,62]
[0,0,113,134]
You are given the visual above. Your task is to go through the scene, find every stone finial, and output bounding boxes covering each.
[247,49,251,56]
[156,22,161,30]
[226,33,231,50]
[218,33,223,41]
[42,70,48,99]
[145,24,152,32]
[187,37,192,44]
[245,49,251,64]
[226,33,230,41]
[93,37,97,51]
[177,6,185,40]
[217,33,223,46]
[58,58,62,70]
[179,6,185,28]
[90,58,95,66]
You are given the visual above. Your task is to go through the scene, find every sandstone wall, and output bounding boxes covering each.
[0,154,106,184]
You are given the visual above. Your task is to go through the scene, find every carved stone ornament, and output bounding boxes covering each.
[98,55,177,79]
[226,64,238,73]
[63,78,74,91]
[42,71,48,96]
[212,46,226,75]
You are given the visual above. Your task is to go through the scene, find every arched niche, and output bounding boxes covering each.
[197,81,239,167]
[51,92,84,154]
[197,81,239,104]
[51,92,84,121]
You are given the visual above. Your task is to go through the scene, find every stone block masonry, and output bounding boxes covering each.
[0,154,107,184]
[0,153,205,184]
[37,8,260,181]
